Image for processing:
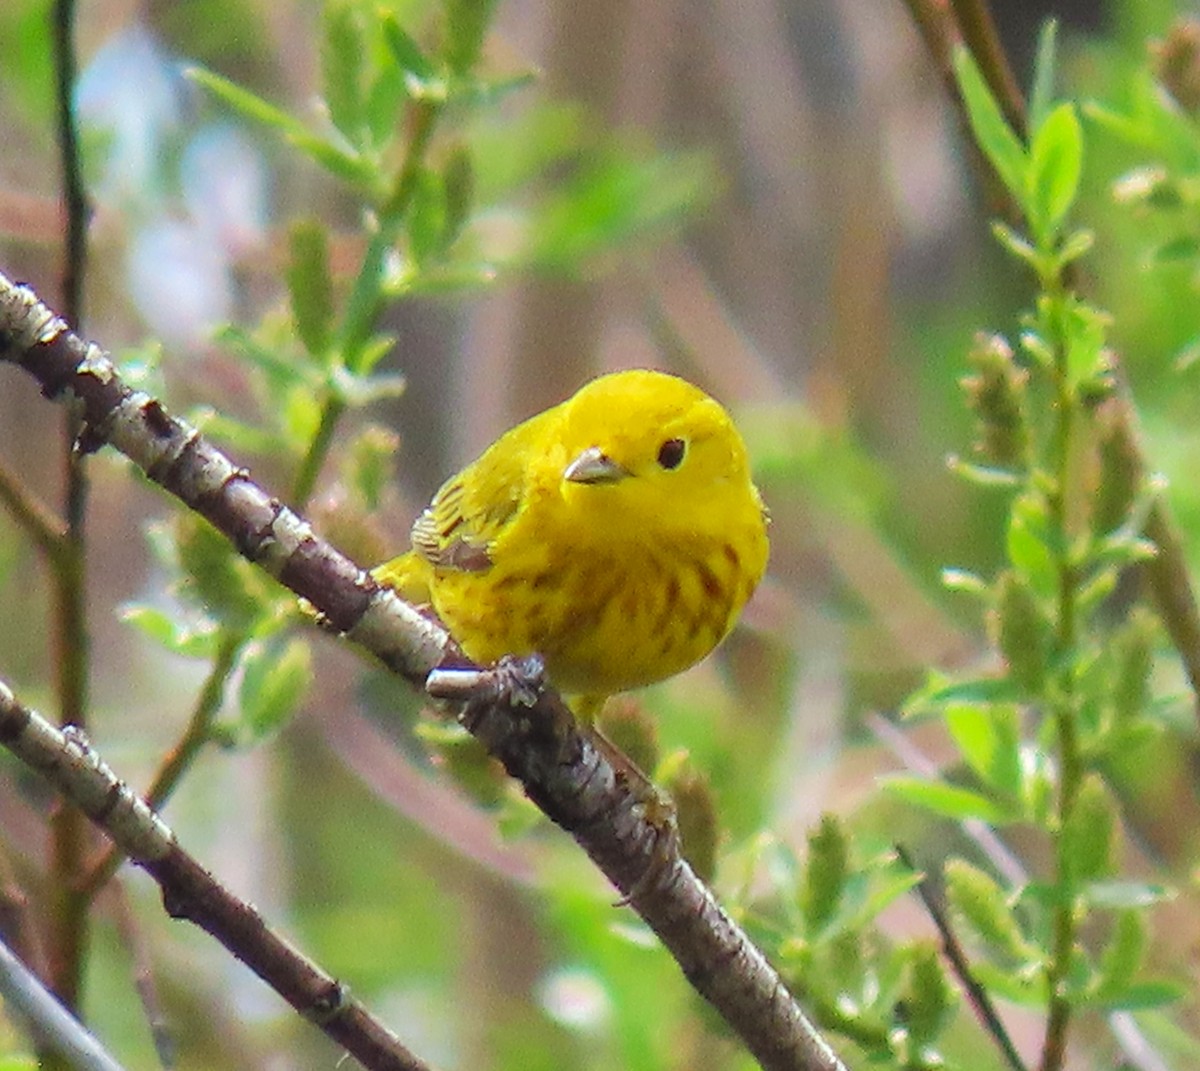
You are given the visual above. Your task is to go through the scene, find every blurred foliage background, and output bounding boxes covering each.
[4,0,1200,1069]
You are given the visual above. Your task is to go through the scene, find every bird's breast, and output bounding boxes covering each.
[429,522,762,698]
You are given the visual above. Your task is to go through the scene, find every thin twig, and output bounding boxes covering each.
[292,99,443,510]
[52,0,87,326]
[110,885,176,1069]
[0,845,49,984]
[0,456,66,563]
[895,844,1027,1071]
[291,396,345,511]
[1144,502,1200,709]
[901,0,1022,224]
[948,0,1027,134]
[901,0,962,112]
[0,933,128,1071]
[47,0,92,1013]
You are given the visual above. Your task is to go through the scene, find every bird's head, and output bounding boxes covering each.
[554,369,761,532]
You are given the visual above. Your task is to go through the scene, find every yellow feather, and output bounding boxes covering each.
[373,369,769,714]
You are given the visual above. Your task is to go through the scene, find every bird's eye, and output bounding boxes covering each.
[657,438,687,470]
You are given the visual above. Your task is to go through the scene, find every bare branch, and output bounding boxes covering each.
[0,677,436,1071]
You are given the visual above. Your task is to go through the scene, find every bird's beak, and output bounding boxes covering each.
[564,446,629,485]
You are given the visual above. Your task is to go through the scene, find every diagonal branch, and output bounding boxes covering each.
[0,677,434,1071]
[895,844,1026,1071]
[0,273,846,1071]
[0,931,127,1071]
[79,631,244,901]
[0,456,66,563]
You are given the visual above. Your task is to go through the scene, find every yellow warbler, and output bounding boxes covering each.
[374,369,769,715]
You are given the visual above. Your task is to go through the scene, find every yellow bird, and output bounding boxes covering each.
[374,369,769,717]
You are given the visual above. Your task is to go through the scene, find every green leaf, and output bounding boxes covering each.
[1092,911,1145,1004]
[321,0,367,144]
[237,635,312,741]
[387,261,504,296]
[192,406,291,456]
[941,567,990,595]
[468,100,585,201]
[990,220,1039,268]
[1028,102,1083,244]
[349,333,398,376]
[1075,564,1118,621]
[801,814,847,935]
[189,66,303,136]
[444,70,536,108]
[883,777,1014,824]
[1062,775,1115,887]
[1083,102,1149,148]
[380,13,437,83]
[343,424,400,509]
[845,865,922,930]
[173,514,280,632]
[1007,492,1058,599]
[1080,880,1174,910]
[902,673,1021,716]
[120,604,219,659]
[286,220,335,359]
[1110,612,1154,723]
[443,0,499,75]
[663,762,719,883]
[418,722,507,808]
[282,383,323,444]
[946,456,1023,488]
[945,859,1032,962]
[524,150,713,270]
[1062,296,1108,392]
[904,942,956,1048]
[442,144,475,247]
[1154,235,1200,263]
[1093,980,1186,1011]
[407,166,448,262]
[970,961,1049,1006]
[215,325,315,388]
[945,703,1022,798]
[365,57,409,151]
[1028,19,1059,135]
[1019,326,1054,370]
[189,67,375,186]
[331,367,407,408]
[992,571,1052,695]
[1020,743,1056,827]
[953,47,1028,206]
[1058,227,1094,266]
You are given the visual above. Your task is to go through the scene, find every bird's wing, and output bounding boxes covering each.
[411,405,559,573]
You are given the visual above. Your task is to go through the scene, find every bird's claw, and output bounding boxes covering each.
[425,652,546,709]
[492,653,547,708]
